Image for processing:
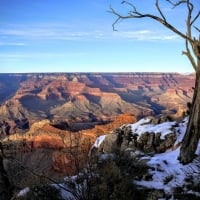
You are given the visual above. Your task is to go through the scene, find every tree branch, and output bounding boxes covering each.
[121,1,137,12]
[110,2,194,43]
[156,0,167,22]
[191,11,200,25]
[110,0,200,74]
[185,0,193,38]
[194,26,200,33]
[166,0,187,8]
[182,39,197,70]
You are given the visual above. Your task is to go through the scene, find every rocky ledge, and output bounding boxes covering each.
[90,116,200,199]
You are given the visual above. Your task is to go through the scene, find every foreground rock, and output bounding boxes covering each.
[91,117,200,199]
[93,116,179,155]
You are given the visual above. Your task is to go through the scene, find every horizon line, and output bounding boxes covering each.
[0,72,194,75]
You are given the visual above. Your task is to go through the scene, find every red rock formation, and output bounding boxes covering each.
[0,73,195,134]
[7,113,136,174]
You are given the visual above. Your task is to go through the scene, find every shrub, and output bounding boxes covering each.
[65,151,148,200]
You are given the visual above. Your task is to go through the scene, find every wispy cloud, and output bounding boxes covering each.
[112,30,179,41]
[0,52,87,59]
[0,23,180,42]
[0,28,99,41]
[0,42,26,46]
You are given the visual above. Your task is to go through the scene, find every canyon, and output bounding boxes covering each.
[0,72,194,135]
[0,72,195,186]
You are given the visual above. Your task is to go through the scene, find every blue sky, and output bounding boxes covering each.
[0,0,197,73]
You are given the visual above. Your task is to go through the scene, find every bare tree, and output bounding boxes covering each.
[110,0,200,164]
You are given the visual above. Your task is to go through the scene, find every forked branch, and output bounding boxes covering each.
[110,0,200,71]
[110,0,193,43]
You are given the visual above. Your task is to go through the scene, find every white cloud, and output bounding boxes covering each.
[0,52,87,59]
[112,30,179,41]
[0,42,26,46]
[0,27,100,41]
[0,23,180,43]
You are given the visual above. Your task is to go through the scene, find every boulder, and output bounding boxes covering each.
[97,133,118,153]
[137,132,155,153]
[156,131,177,153]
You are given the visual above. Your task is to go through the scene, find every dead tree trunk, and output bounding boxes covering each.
[179,62,200,164]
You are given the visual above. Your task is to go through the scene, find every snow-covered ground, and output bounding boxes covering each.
[130,118,177,139]
[136,146,200,194]
[134,118,200,196]
[93,117,200,197]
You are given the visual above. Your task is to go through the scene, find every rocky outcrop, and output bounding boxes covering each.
[93,116,178,155]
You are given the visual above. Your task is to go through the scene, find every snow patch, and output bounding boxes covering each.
[93,135,106,148]
[17,187,30,197]
[136,147,200,195]
[134,117,200,195]
[131,118,176,139]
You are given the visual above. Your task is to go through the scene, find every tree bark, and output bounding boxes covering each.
[179,66,200,164]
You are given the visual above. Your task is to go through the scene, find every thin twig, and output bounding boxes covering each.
[156,0,167,22]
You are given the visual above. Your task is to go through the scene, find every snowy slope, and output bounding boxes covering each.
[93,117,200,196]
[130,118,177,140]
[134,118,200,196]
[136,148,200,194]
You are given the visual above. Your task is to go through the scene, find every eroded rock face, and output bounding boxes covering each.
[52,151,74,174]
[155,131,177,153]
[0,73,195,134]
[4,113,135,177]
[92,116,178,155]
[137,132,155,153]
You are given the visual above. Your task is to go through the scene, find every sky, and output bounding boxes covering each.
[0,0,199,73]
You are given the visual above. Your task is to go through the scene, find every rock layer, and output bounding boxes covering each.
[0,73,194,134]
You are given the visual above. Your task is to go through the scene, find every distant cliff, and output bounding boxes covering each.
[0,73,194,134]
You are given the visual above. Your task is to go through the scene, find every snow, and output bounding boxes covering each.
[196,143,200,155]
[131,118,176,139]
[139,148,184,190]
[93,135,106,148]
[136,146,200,194]
[17,187,30,197]
[175,117,188,144]
[134,117,200,195]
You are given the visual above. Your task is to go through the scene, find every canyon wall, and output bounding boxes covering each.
[0,73,194,135]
